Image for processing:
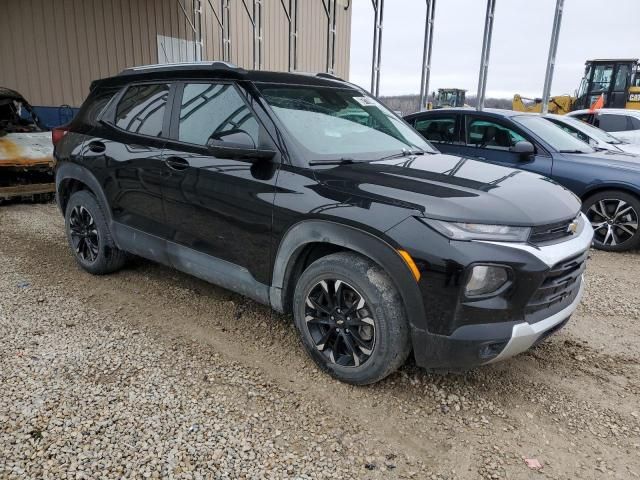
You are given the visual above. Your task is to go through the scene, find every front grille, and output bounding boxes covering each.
[529,217,577,244]
[526,250,588,317]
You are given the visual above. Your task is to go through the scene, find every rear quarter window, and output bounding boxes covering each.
[597,114,631,132]
[114,84,170,137]
[73,86,120,128]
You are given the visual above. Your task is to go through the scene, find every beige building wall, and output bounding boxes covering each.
[0,0,352,108]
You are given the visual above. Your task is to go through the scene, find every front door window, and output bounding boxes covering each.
[465,117,526,151]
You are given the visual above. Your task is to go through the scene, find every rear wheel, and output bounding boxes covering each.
[65,190,127,274]
[293,252,411,385]
[583,190,640,251]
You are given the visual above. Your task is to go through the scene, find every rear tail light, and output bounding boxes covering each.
[52,126,69,146]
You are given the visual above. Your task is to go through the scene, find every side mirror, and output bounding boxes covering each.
[206,129,276,161]
[510,141,535,160]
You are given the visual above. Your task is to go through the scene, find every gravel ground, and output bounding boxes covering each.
[1,203,639,479]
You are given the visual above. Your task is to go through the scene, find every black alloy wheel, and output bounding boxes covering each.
[69,205,100,263]
[64,190,127,274]
[304,279,376,367]
[293,252,411,385]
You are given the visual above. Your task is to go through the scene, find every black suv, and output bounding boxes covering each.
[54,63,593,384]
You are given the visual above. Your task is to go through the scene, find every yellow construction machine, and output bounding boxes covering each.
[428,88,467,109]
[513,58,640,114]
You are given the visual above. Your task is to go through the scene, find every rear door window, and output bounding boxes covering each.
[414,115,458,144]
[177,82,259,146]
[597,114,631,132]
[571,113,593,124]
[464,116,527,150]
[115,84,170,137]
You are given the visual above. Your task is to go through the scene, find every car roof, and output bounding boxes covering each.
[569,108,640,117]
[0,87,27,101]
[404,107,535,119]
[92,61,357,91]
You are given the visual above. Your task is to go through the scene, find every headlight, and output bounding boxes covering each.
[465,265,509,297]
[421,218,531,242]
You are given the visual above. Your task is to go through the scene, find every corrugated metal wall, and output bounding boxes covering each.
[201,0,351,76]
[0,0,352,108]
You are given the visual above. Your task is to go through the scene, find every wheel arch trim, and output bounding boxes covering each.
[56,162,113,224]
[270,220,428,337]
[581,181,640,201]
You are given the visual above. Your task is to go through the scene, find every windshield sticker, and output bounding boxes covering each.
[353,96,377,107]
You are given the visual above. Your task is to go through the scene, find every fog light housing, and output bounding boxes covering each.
[465,265,509,297]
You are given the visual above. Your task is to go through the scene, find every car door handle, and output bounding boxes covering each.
[87,141,106,153]
[164,156,189,171]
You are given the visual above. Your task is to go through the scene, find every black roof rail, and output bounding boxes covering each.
[316,72,344,81]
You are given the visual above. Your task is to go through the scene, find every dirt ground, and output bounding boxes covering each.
[1,203,639,479]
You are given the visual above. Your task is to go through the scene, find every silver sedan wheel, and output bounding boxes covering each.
[587,198,639,247]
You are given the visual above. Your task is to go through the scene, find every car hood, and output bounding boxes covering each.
[617,143,640,156]
[0,131,54,167]
[313,153,580,227]
[562,149,640,171]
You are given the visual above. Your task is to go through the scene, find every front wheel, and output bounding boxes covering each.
[583,190,640,251]
[293,252,411,385]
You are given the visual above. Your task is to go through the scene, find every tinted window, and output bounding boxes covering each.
[415,116,457,143]
[178,83,259,146]
[115,84,170,137]
[614,64,630,90]
[547,118,589,143]
[597,114,630,132]
[629,116,640,129]
[465,117,526,150]
[571,113,593,124]
[514,115,594,153]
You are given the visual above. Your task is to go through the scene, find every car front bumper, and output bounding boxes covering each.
[485,274,584,364]
[402,213,593,370]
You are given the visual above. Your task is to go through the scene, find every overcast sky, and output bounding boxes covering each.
[349,0,639,98]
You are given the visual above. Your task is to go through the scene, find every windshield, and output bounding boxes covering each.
[256,83,436,162]
[0,98,41,135]
[513,115,595,153]
[552,115,623,145]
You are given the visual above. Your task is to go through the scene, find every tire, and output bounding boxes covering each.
[582,190,640,252]
[64,190,127,274]
[293,252,411,385]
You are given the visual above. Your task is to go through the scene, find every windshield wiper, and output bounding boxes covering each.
[559,149,589,154]
[375,148,428,162]
[309,157,362,166]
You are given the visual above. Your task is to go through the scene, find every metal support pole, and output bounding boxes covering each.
[194,0,203,61]
[222,0,231,62]
[176,0,199,60]
[241,0,262,69]
[370,0,384,96]
[280,0,298,71]
[419,0,436,111]
[322,0,337,74]
[541,0,564,114]
[253,0,263,70]
[291,0,298,71]
[476,0,496,111]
